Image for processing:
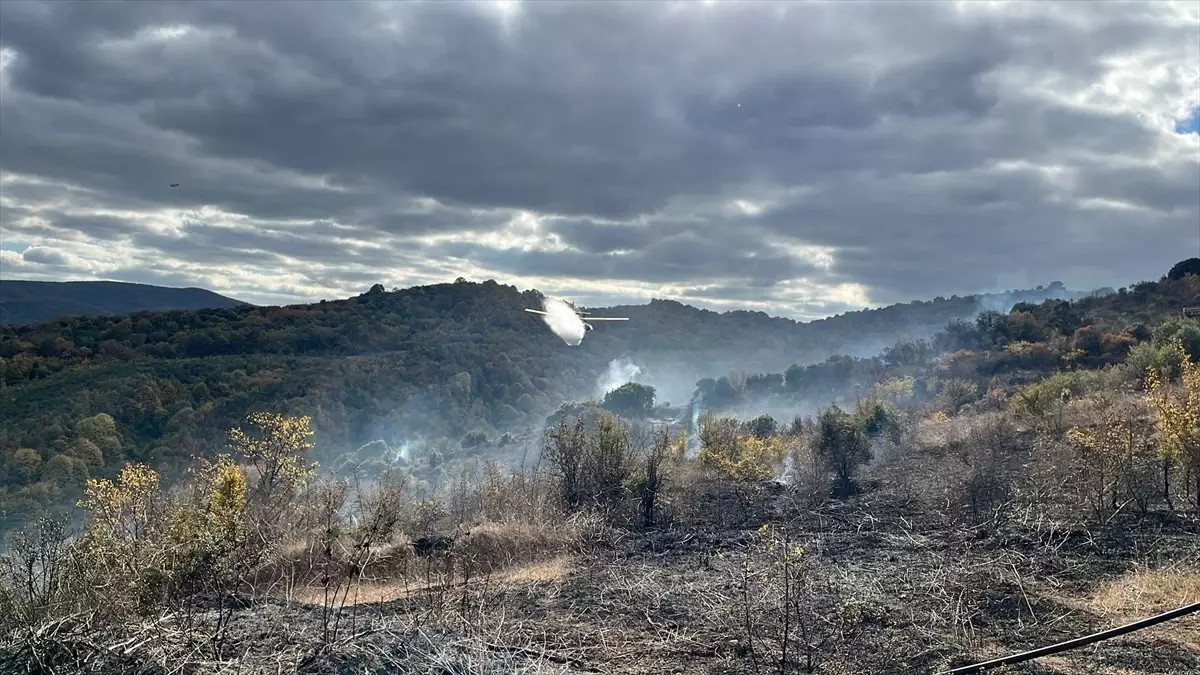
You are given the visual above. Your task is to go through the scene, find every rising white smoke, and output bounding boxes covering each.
[540,297,587,346]
[394,440,414,463]
[686,394,703,458]
[777,452,794,483]
[594,357,644,399]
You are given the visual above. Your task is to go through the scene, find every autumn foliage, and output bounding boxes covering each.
[1146,337,1200,507]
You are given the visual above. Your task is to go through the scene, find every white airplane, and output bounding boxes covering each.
[524,298,629,346]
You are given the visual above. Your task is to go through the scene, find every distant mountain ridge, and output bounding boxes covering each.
[0,280,250,325]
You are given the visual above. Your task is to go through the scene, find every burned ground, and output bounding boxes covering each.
[5,473,1194,675]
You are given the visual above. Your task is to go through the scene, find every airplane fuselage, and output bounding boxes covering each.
[524,303,626,346]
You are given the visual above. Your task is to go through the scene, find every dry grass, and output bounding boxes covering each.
[288,555,577,606]
[1090,565,1200,616]
[1036,655,1162,675]
[1088,565,1200,652]
[503,555,575,583]
[457,521,578,574]
[275,517,582,608]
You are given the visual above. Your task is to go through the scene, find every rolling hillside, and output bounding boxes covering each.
[0,280,250,325]
[2,269,1194,535]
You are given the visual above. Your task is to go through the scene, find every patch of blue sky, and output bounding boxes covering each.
[1174,106,1200,134]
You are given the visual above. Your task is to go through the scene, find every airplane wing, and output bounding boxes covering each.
[524,308,549,316]
[581,316,629,321]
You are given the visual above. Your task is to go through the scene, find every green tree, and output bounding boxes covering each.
[1166,257,1200,281]
[602,382,657,419]
[10,449,42,484]
[743,414,779,439]
[812,407,872,497]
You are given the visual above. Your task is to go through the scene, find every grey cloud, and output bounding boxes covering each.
[0,0,1197,313]
[546,219,672,255]
[431,222,819,286]
[21,245,70,266]
[40,210,145,242]
[101,266,216,291]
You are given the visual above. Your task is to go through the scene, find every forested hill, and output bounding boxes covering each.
[0,280,249,325]
[4,268,1189,534]
[2,278,1099,398]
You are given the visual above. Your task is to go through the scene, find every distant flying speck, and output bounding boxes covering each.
[170,183,179,187]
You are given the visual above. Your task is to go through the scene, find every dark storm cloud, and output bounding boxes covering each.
[0,0,1197,313]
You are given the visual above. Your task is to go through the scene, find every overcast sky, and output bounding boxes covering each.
[1,0,1197,317]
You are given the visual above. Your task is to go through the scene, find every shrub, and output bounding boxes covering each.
[936,379,980,414]
[1146,337,1200,508]
[812,407,872,497]
[541,412,636,514]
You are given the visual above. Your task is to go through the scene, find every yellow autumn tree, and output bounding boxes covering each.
[1064,403,1157,518]
[699,432,789,486]
[170,454,249,551]
[1146,337,1200,508]
[229,412,317,525]
[75,463,165,612]
[160,453,254,602]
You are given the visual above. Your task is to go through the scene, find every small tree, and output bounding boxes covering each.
[812,407,872,497]
[698,423,788,499]
[744,414,779,439]
[0,516,71,626]
[542,414,587,509]
[1146,337,1200,508]
[583,412,636,509]
[935,378,980,414]
[74,462,166,614]
[631,427,681,528]
[228,412,318,529]
[1065,409,1158,519]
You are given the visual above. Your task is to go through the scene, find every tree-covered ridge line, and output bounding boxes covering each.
[2,277,1103,364]
[0,261,1196,536]
[0,279,250,326]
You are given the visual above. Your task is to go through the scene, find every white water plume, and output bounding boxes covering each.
[540,297,587,346]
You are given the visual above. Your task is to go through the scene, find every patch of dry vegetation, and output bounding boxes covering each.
[2,340,1199,673]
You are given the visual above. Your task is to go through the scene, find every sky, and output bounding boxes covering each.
[0,0,1198,317]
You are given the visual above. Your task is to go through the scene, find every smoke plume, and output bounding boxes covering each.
[687,394,703,458]
[595,357,644,399]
